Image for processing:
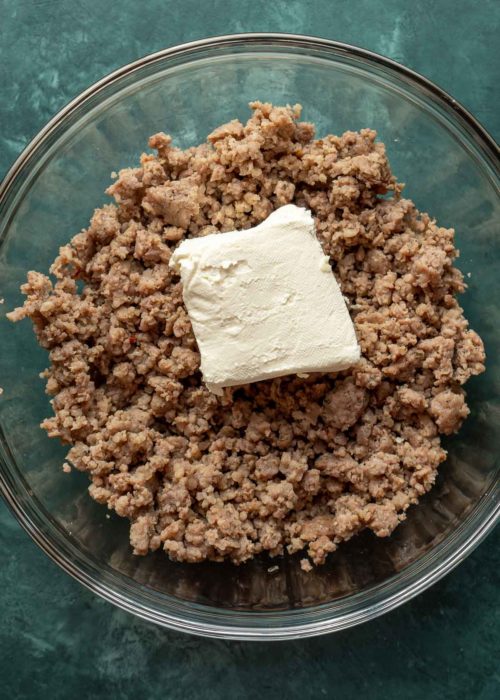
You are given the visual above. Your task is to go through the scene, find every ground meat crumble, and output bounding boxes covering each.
[8,102,485,569]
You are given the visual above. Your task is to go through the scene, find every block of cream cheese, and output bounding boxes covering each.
[169,204,360,394]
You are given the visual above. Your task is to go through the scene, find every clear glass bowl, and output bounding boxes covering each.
[0,34,498,640]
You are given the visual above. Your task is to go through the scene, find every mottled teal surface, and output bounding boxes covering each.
[1,1,499,698]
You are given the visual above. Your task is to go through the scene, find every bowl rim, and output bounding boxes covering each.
[1,32,499,640]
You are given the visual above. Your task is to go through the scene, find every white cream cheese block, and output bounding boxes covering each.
[169,204,361,394]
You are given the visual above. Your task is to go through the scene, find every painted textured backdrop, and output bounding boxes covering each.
[0,1,499,699]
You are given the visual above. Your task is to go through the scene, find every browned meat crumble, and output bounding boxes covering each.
[8,102,485,569]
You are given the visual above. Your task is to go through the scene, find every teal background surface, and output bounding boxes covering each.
[1,1,499,698]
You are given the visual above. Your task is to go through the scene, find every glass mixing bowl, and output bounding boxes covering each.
[0,34,498,640]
